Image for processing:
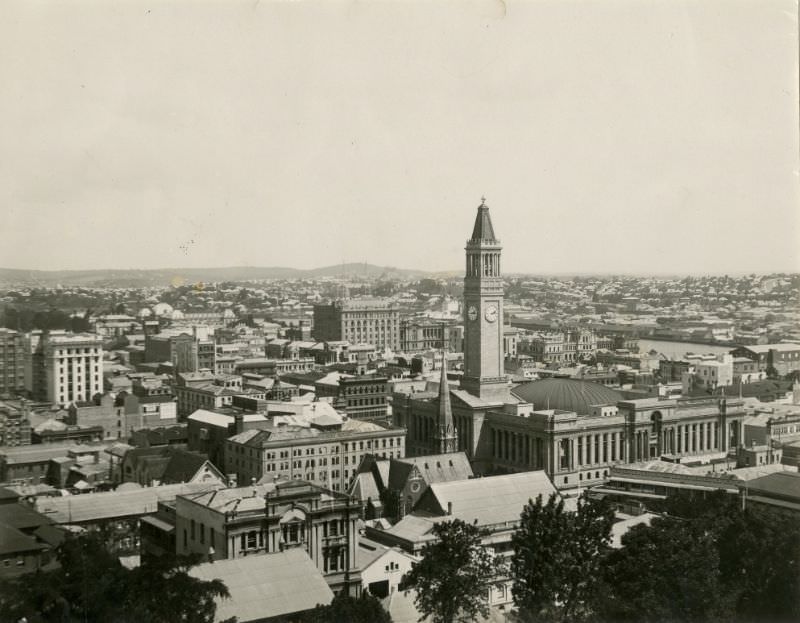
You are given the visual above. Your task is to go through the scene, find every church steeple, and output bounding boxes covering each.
[434,349,457,454]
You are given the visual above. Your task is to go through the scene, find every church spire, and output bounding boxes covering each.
[435,349,458,454]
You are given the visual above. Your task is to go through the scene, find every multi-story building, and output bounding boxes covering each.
[30,331,103,406]
[0,329,26,396]
[187,409,270,468]
[224,417,406,493]
[0,403,31,446]
[399,318,455,353]
[145,332,199,372]
[518,328,597,365]
[173,479,362,595]
[197,339,215,371]
[67,393,125,440]
[314,372,389,420]
[731,343,800,377]
[174,374,266,419]
[692,354,734,390]
[313,298,401,351]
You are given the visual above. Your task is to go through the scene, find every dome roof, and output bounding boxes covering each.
[511,378,623,415]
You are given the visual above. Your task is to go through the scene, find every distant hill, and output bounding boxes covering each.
[0,263,437,287]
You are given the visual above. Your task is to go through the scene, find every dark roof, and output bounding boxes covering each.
[0,503,54,531]
[746,472,800,501]
[388,453,473,492]
[0,522,47,555]
[0,486,21,502]
[511,378,623,415]
[470,202,497,242]
[161,450,212,484]
[33,523,67,547]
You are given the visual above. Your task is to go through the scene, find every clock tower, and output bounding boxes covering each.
[462,198,508,402]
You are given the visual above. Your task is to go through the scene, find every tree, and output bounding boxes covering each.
[596,516,732,623]
[510,493,614,623]
[404,518,500,623]
[301,592,392,623]
[596,491,800,623]
[0,533,230,623]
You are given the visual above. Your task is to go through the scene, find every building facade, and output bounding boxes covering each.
[0,329,26,396]
[399,319,455,353]
[173,479,362,595]
[31,332,103,406]
[224,418,406,493]
[313,298,401,351]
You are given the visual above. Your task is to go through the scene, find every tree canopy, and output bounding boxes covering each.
[511,493,614,623]
[404,518,501,623]
[300,592,392,623]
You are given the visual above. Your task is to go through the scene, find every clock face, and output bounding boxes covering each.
[485,305,498,323]
[467,306,478,321]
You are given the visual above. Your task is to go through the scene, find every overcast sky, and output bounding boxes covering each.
[1,0,797,275]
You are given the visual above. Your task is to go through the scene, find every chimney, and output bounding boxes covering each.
[234,413,244,435]
[447,501,453,515]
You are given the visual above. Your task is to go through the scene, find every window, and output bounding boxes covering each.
[190,520,195,540]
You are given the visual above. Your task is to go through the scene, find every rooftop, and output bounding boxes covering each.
[35,482,223,523]
[422,470,558,526]
[511,378,623,415]
[188,549,333,622]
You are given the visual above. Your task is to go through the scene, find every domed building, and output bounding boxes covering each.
[510,378,623,415]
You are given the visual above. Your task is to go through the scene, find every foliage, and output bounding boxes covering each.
[0,533,229,623]
[595,515,732,623]
[594,491,800,623]
[300,592,392,623]
[404,518,501,623]
[510,493,614,623]
[2,305,91,333]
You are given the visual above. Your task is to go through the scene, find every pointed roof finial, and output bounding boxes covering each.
[480,195,486,205]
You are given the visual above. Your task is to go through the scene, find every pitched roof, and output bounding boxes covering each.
[745,471,800,501]
[469,202,497,242]
[188,549,333,622]
[0,522,47,555]
[34,482,222,523]
[0,503,53,531]
[419,470,558,526]
[389,453,473,491]
[161,451,215,484]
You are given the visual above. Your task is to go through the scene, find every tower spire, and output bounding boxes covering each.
[435,348,457,454]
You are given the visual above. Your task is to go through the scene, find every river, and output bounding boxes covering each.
[637,339,734,359]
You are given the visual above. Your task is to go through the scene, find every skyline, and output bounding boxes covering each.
[1,1,798,275]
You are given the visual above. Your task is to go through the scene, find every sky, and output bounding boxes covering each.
[1,0,798,275]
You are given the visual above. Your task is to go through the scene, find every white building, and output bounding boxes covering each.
[39,331,104,406]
